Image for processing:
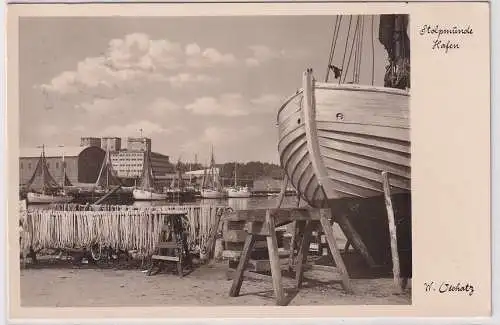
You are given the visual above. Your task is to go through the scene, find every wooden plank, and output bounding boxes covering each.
[382,171,404,294]
[265,210,286,306]
[317,129,410,154]
[302,68,337,200]
[229,234,256,297]
[320,210,352,293]
[223,230,247,242]
[224,208,319,222]
[316,120,410,142]
[225,240,267,251]
[308,264,341,273]
[151,255,179,262]
[226,220,246,230]
[295,220,314,289]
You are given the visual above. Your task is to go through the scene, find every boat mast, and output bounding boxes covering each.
[40,144,45,195]
[58,145,65,190]
[234,163,237,187]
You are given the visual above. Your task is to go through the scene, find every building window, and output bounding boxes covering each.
[47,162,50,168]
[20,162,23,169]
[28,163,31,169]
[56,162,59,169]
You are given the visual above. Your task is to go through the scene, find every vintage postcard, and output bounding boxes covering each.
[5,0,491,320]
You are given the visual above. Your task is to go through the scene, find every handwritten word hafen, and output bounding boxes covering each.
[432,39,459,53]
[419,24,474,54]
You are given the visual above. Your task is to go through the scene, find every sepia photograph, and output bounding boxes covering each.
[16,13,414,308]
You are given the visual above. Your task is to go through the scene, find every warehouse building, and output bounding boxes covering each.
[110,150,172,178]
[19,146,106,185]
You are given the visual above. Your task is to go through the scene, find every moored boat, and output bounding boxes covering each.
[27,191,73,204]
[25,145,74,204]
[200,146,226,199]
[132,188,167,201]
[226,163,252,198]
[132,145,167,201]
[227,186,251,198]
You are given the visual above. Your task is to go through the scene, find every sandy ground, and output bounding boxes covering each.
[21,262,411,307]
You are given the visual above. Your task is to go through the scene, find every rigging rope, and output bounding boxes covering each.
[339,15,353,85]
[341,16,360,84]
[370,15,375,85]
[355,16,365,83]
[325,16,342,82]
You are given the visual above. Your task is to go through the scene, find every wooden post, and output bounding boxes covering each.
[335,214,377,268]
[320,209,352,293]
[295,220,313,289]
[229,233,256,297]
[381,171,404,294]
[265,210,286,305]
[344,239,351,252]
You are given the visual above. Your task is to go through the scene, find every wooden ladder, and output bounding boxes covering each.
[147,212,191,277]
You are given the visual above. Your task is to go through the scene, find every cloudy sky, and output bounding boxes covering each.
[19,15,388,164]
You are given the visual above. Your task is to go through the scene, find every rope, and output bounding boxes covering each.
[325,16,342,82]
[371,15,375,85]
[339,15,353,85]
[355,16,365,83]
[342,16,360,84]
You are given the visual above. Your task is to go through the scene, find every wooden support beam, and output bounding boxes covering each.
[229,234,256,297]
[335,213,377,268]
[265,210,286,306]
[320,210,353,293]
[382,171,404,294]
[295,220,314,289]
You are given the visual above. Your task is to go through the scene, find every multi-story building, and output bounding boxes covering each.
[80,137,101,147]
[127,137,151,152]
[19,145,106,186]
[101,137,121,152]
[110,150,172,179]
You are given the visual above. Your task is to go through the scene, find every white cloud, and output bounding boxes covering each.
[166,73,218,88]
[39,33,236,95]
[186,43,236,68]
[245,45,307,67]
[185,93,247,117]
[148,97,180,116]
[185,93,284,117]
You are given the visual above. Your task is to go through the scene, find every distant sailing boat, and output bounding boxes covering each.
[226,163,251,198]
[94,146,122,194]
[200,146,225,199]
[132,149,167,201]
[26,145,73,204]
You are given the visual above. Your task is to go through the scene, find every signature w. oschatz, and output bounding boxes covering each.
[424,281,475,296]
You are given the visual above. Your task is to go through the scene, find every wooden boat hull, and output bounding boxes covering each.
[132,189,167,201]
[201,189,225,199]
[27,192,73,204]
[277,69,410,207]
